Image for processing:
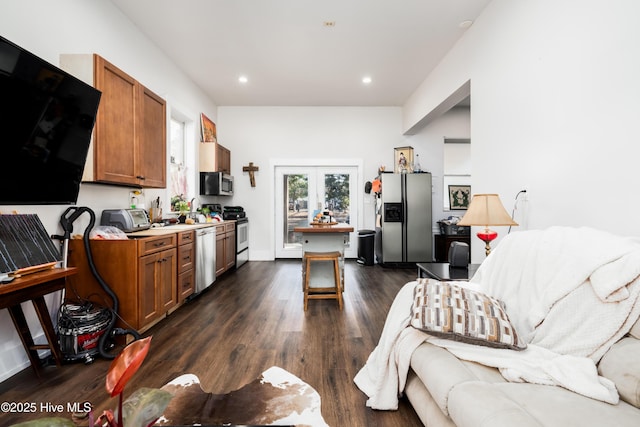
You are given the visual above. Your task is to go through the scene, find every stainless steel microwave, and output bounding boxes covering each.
[200,172,233,196]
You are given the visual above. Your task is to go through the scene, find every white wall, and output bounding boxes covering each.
[217,106,411,260]
[404,0,640,261]
[404,107,471,229]
[217,106,470,261]
[0,0,218,381]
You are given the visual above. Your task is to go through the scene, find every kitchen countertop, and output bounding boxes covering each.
[127,220,235,237]
[293,224,354,233]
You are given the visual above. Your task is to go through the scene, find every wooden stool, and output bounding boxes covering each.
[303,251,343,311]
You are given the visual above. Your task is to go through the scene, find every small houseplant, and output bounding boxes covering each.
[174,200,190,223]
[11,336,172,427]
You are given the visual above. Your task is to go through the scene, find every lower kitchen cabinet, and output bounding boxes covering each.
[138,247,177,325]
[176,230,195,302]
[215,222,236,276]
[66,234,178,333]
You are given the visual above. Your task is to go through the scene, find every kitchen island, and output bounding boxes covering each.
[293,224,354,290]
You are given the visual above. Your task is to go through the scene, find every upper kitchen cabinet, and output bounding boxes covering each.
[199,142,231,174]
[60,54,166,188]
[137,85,167,187]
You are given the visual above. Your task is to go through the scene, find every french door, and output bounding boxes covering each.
[275,166,358,258]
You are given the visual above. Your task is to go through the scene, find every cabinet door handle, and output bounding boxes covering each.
[154,242,166,247]
[137,175,146,180]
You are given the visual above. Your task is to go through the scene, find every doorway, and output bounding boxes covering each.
[275,165,359,258]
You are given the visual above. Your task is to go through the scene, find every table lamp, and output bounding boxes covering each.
[457,193,518,256]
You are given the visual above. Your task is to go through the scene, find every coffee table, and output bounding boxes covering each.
[416,262,480,281]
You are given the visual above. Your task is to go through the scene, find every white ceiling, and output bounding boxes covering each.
[110,0,490,107]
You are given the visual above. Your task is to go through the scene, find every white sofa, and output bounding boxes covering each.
[356,227,640,427]
[405,321,640,426]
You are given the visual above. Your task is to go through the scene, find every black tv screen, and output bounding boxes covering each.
[0,35,101,205]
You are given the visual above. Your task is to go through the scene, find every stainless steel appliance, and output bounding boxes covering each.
[195,226,216,293]
[235,218,249,269]
[224,206,249,269]
[376,172,432,266]
[200,172,233,196]
[100,208,150,233]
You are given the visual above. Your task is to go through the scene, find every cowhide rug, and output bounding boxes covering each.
[157,366,329,427]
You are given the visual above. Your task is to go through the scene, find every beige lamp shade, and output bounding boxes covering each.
[457,194,518,227]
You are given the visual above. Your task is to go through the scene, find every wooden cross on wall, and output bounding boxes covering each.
[242,162,259,187]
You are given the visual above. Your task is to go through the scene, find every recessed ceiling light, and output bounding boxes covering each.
[459,20,473,29]
[238,75,248,84]
[362,76,372,85]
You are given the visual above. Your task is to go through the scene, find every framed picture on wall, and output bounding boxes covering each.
[200,113,217,143]
[394,146,413,173]
[448,184,471,210]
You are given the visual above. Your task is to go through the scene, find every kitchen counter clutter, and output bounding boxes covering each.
[127,221,228,236]
[66,220,236,334]
[293,224,355,234]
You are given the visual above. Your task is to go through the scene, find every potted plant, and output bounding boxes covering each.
[174,200,189,223]
[11,336,172,427]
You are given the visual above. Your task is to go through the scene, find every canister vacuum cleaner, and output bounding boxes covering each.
[53,206,140,363]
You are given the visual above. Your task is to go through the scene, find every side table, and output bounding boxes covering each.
[416,262,479,281]
[0,267,76,376]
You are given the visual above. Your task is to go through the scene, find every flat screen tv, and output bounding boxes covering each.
[0,35,101,205]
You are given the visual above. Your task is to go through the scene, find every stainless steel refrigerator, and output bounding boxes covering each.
[376,172,432,266]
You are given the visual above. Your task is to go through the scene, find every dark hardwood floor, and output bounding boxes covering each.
[0,260,423,426]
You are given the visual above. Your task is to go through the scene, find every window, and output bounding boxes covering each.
[169,117,187,210]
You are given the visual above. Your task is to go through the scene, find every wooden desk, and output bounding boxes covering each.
[293,225,354,288]
[0,267,76,376]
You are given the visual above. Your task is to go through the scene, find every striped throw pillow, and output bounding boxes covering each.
[410,278,526,350]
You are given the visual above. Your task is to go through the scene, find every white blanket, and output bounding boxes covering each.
[354,227,640,410]
[474,226,640,362]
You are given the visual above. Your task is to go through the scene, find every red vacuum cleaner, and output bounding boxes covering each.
[53,206,140,363]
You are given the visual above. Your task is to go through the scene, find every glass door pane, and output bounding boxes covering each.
[284,173,308,249]
[275,167,317,258]
[275,166,357,258]
[322,172,351,225]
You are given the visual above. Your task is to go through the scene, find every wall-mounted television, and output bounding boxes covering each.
[0,35,101,205]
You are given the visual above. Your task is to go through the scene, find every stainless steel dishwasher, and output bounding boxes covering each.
[195,226,216,293]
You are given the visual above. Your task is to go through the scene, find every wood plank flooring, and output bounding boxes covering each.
[0,260,423,426]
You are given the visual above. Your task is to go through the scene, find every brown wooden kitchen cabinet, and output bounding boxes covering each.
[138,247,177,325]
[217,144,231,174]
[136,84,167,188]
[59,54,166,188]
[66,234,177,333]
[215,222,236,276]
[176,230,195,302]
[199,142,231,174]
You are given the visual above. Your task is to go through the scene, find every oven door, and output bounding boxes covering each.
[236,218,249,269]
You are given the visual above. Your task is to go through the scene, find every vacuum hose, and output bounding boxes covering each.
[57,206,140,360]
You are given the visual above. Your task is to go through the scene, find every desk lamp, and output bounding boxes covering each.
[457,193,518,256]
